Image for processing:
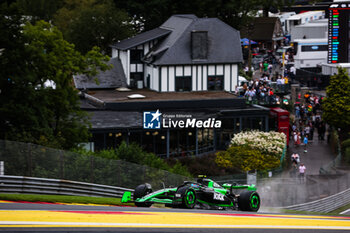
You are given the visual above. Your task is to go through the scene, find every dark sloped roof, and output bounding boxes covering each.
[240,17,281,41]
[80,99,97,109]
[111,28,171,50]
[153,17,243,65]
[73,57,127,90]
[88,110,218,129]
[112,14,243,65]
[142,15,196,63]
[89,111,142,129]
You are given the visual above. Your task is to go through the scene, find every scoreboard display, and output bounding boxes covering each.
[328,3,350,63]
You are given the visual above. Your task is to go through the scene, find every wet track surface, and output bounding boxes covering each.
[1,201,350,233]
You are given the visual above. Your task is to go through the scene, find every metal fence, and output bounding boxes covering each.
[0,175,133,198]
[0,140,190,190]
[283,176,350,213]
[295,68,329,89]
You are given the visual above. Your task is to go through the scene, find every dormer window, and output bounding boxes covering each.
[191,31,208,60]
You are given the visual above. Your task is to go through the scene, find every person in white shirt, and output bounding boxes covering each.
[290,66,296,75]
[290,65,296,81]
[291,153,300,164]
[299,163,306,183]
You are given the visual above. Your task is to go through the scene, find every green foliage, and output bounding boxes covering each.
[342,139,350,164]
[115,0,291,31]
[0,8,110,150]
[174,154,239,176]
[73,142,192,177]
[216,146,280,172]
[15,0,64,22]
[323,67,350,141]
[258,0,292,17]
[217,131,285,172]
[341,138,350,149]
[344,147,350,164]
[54,0,134,54]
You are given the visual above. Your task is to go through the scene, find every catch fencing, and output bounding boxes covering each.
[0,140,189,190]
[284,186,350,213]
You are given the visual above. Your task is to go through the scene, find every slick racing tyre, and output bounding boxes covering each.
[176,186,197,209]
[238,191,260,212]
[134,183,153,207]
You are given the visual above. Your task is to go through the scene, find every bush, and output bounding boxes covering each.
[74,142,192,177]
[341,138,350,149]
[329,130,340,154]
[215,131,286,172]
[173,154,239,176]
[231,131,286,158]
[342,139,350,164]
[345,147,350,164]
[216,146,280,172]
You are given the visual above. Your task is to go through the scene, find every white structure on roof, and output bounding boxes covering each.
[285,11,325,36]
[322,63,350,75]
[291,18,328,41]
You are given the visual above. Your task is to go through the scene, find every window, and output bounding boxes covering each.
[130,73,143,88]
[130,50,143,63]
[191,31,208,59]
[208,76,223,91]
[175,76,192,92]
[301,45,328,52]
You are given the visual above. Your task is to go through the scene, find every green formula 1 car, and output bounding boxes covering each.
[121,177,260,211]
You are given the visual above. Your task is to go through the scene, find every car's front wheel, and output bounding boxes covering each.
[134,183,153,207]
[176,186,197,209]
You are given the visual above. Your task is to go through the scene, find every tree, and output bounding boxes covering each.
[115,0,292,31]
[0,4,110,149]
[115,0,257,31]
[15,0,64,22]
[258,0,294,17]
[323,67,350,141]
[54,0,134,54]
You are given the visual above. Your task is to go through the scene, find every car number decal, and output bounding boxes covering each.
[213,193,225,201]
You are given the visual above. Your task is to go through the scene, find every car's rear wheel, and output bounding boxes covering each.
[176,186,196,209]
[134,183,153,207]
[238,191,260,212]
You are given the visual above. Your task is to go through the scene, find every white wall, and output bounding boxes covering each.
[224,64,231,92]
[161,67,167,91]
[113,39,160,87]
[152,66,159,91]
[117,50,130,85]
[155,64,239,92]
[230,64,238,92]
[112,48,118,58]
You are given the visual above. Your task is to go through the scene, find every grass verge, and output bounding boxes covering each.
[280,208,349,216]
[0,193,135,206]
[330,203,350,215]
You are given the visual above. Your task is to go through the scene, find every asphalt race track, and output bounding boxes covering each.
[1,201,350,233]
